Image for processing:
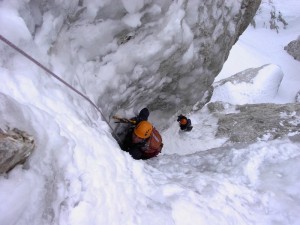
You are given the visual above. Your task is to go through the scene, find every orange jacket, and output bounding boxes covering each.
[132,127,163,159]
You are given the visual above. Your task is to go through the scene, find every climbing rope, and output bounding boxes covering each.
[0,34,118,139]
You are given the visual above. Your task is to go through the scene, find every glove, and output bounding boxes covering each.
[133,142,146,151]
[129,147,143,159]
[177,114,183,122]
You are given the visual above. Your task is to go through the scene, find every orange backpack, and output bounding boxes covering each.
[144,128,163,157]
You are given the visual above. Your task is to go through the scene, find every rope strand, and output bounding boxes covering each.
[0,34,119,140]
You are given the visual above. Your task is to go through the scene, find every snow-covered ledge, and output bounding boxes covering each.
[211,64,283,104]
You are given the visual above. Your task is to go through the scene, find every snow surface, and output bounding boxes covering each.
[215,0,300,104]
[0,1,300,225]
[211,64,284,104]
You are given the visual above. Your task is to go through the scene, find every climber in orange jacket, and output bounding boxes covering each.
[177,114,193,132]
[121,108,163,160]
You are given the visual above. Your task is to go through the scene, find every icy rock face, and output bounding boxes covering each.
[10,0,261,126]
[107,0,261,121]
[0,128,35,174]
[284,37,300,61]
[207,101,300,143]
[211,64,283,104]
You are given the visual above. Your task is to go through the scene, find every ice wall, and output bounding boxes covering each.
[0,0,261,128]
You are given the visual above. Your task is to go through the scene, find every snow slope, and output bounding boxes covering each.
[0,0,300,225]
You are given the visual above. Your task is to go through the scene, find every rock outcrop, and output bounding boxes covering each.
[284,37,300,61]
[0,128,35,174]
[207,101,300,143]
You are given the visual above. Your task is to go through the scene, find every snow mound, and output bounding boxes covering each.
[211,64,283,105]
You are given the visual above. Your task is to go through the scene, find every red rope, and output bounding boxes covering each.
[0,34,117,137]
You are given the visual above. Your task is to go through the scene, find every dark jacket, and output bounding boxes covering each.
[131,108,149,124]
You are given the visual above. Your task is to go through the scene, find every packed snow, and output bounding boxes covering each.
[215,0,300,104]
[211,64,284,104]
[0,0,300,225]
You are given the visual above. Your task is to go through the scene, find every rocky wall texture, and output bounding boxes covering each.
[108,0,262,121]
[0,128,35,174]
[207,101,300,143]
[284,37,300,61]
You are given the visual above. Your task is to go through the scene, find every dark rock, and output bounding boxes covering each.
[284,37,300,61]
[0,128,35,174]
